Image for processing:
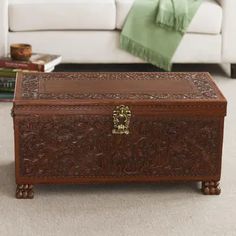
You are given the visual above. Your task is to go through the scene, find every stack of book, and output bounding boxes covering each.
[0,53,62,101]
[0,68,17,101]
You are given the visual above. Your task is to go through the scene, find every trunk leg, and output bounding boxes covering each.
[16,184,34,199]
[202,181,221,195]
[231,64,236,78]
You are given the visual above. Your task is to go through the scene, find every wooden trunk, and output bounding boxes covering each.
[12,72,227,198]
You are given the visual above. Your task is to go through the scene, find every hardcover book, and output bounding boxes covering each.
[0,77,15,92]
[0,68,18,77]
[0,68,16,101]
[0,53,61,72]
[0,92,14,100]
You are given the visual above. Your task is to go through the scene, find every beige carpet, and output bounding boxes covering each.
[0,65,236,236]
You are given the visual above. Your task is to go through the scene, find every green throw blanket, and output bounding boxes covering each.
[120,0,202,71]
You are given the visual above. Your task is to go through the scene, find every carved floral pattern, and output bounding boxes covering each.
[20,72,218,100]
[17,115,222,178]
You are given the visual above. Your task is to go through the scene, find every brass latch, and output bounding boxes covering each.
[112,105,131,135]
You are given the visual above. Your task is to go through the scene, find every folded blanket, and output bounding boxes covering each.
[120,0,202,71]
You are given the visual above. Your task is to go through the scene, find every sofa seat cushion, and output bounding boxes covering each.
[116,0,222,34]
[9,0,116,31]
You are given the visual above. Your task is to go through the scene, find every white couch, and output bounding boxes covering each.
[0,0,236,77]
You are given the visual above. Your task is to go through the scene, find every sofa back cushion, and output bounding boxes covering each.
[9,0,116,31]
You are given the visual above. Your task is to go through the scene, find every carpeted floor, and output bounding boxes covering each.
[0,64,236,236]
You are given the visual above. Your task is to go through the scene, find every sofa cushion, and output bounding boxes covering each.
[116,0,222,34]
[9,0,116,31]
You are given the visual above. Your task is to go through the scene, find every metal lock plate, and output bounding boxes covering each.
[112,105,131,135]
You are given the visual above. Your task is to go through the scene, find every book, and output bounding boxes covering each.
[0,68,18,77]
[0,68,18,94]
[0,53,62,72]
[0,77,15,92]
[0,92,14,100]
[0,67,55,77]
[0,65,55,94]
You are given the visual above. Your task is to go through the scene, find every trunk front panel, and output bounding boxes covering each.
[15,114,223,181]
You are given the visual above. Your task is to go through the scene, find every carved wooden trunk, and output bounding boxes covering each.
[12,72,227,198]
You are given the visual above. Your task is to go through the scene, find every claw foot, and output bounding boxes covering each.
[16,184,34,199]
[202,181,221,195]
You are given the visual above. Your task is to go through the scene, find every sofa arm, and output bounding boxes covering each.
[216,0,236,63]
[0,0,8,57]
